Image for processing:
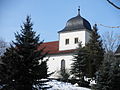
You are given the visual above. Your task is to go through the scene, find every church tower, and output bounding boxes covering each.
[40,8,92,78]
[58,8,92,51]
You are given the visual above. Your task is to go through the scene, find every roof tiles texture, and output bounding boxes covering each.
[37,41,76,55]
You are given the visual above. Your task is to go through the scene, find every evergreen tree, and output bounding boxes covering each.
[0,16,50,90]
[71,43,88,86]
[110,59,120,90]
[92,53,120,90]
[0,46,17,90]
[86,24,104,78]
[92,54,112,90]
[57,69,70,82]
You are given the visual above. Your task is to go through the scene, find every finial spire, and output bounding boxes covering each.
[78,6,80,16]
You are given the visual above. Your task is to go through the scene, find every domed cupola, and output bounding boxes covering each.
[59,8,91,33]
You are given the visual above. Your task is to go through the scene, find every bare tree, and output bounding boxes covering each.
[102,31,120,53]
[0,38,7,56]
[107,0,120,9]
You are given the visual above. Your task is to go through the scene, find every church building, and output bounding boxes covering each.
[38,8,92,78]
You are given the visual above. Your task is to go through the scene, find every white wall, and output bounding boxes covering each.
[59,30,87,51]
[45,29,91,78]
[45,53,74,78]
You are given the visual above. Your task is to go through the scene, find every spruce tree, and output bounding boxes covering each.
[71,43,88,86]
[92,54,112,90]
[110,59,120,90]
[57,69,70,82]
[86,24,104,78]
[0,16,50,90]
[93,53,120,90]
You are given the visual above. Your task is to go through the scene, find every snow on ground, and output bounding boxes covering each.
[0,80,91,90]
[47,80,91,90]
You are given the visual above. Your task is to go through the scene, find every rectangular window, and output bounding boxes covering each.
[75,38,78,44]
[65,39,69,45]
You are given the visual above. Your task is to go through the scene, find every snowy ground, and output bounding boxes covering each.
[0,80,91,90]
[46,80,91,90]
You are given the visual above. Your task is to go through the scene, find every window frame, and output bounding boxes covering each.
[65,39,69,45]
[74,37,79,44]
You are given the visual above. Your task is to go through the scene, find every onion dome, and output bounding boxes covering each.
[59,8,91,33]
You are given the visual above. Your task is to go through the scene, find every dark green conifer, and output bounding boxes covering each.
[93,54,111,90]
[71,43,88,86]
[110,59,120,90]
[93,53,120,90]
[86,24,104,78]
[0,16,50,90]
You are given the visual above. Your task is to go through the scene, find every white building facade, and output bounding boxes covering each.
[40,8,92,78]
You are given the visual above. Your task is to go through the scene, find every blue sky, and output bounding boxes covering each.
[0,0,120,42]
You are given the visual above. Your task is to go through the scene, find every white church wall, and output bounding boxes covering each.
[45,53,74,78]
[59,30,86,51]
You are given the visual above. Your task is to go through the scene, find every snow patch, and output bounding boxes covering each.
[47,80,91,90]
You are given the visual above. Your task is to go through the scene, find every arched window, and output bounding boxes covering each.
[61,59,65,72]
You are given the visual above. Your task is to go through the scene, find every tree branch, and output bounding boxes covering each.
[107,0,120,9]
[98,23,120,28]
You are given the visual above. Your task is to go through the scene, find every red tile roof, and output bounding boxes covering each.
[37,41,77,55]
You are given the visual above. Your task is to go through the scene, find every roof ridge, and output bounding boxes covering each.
[43,41,59,44]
